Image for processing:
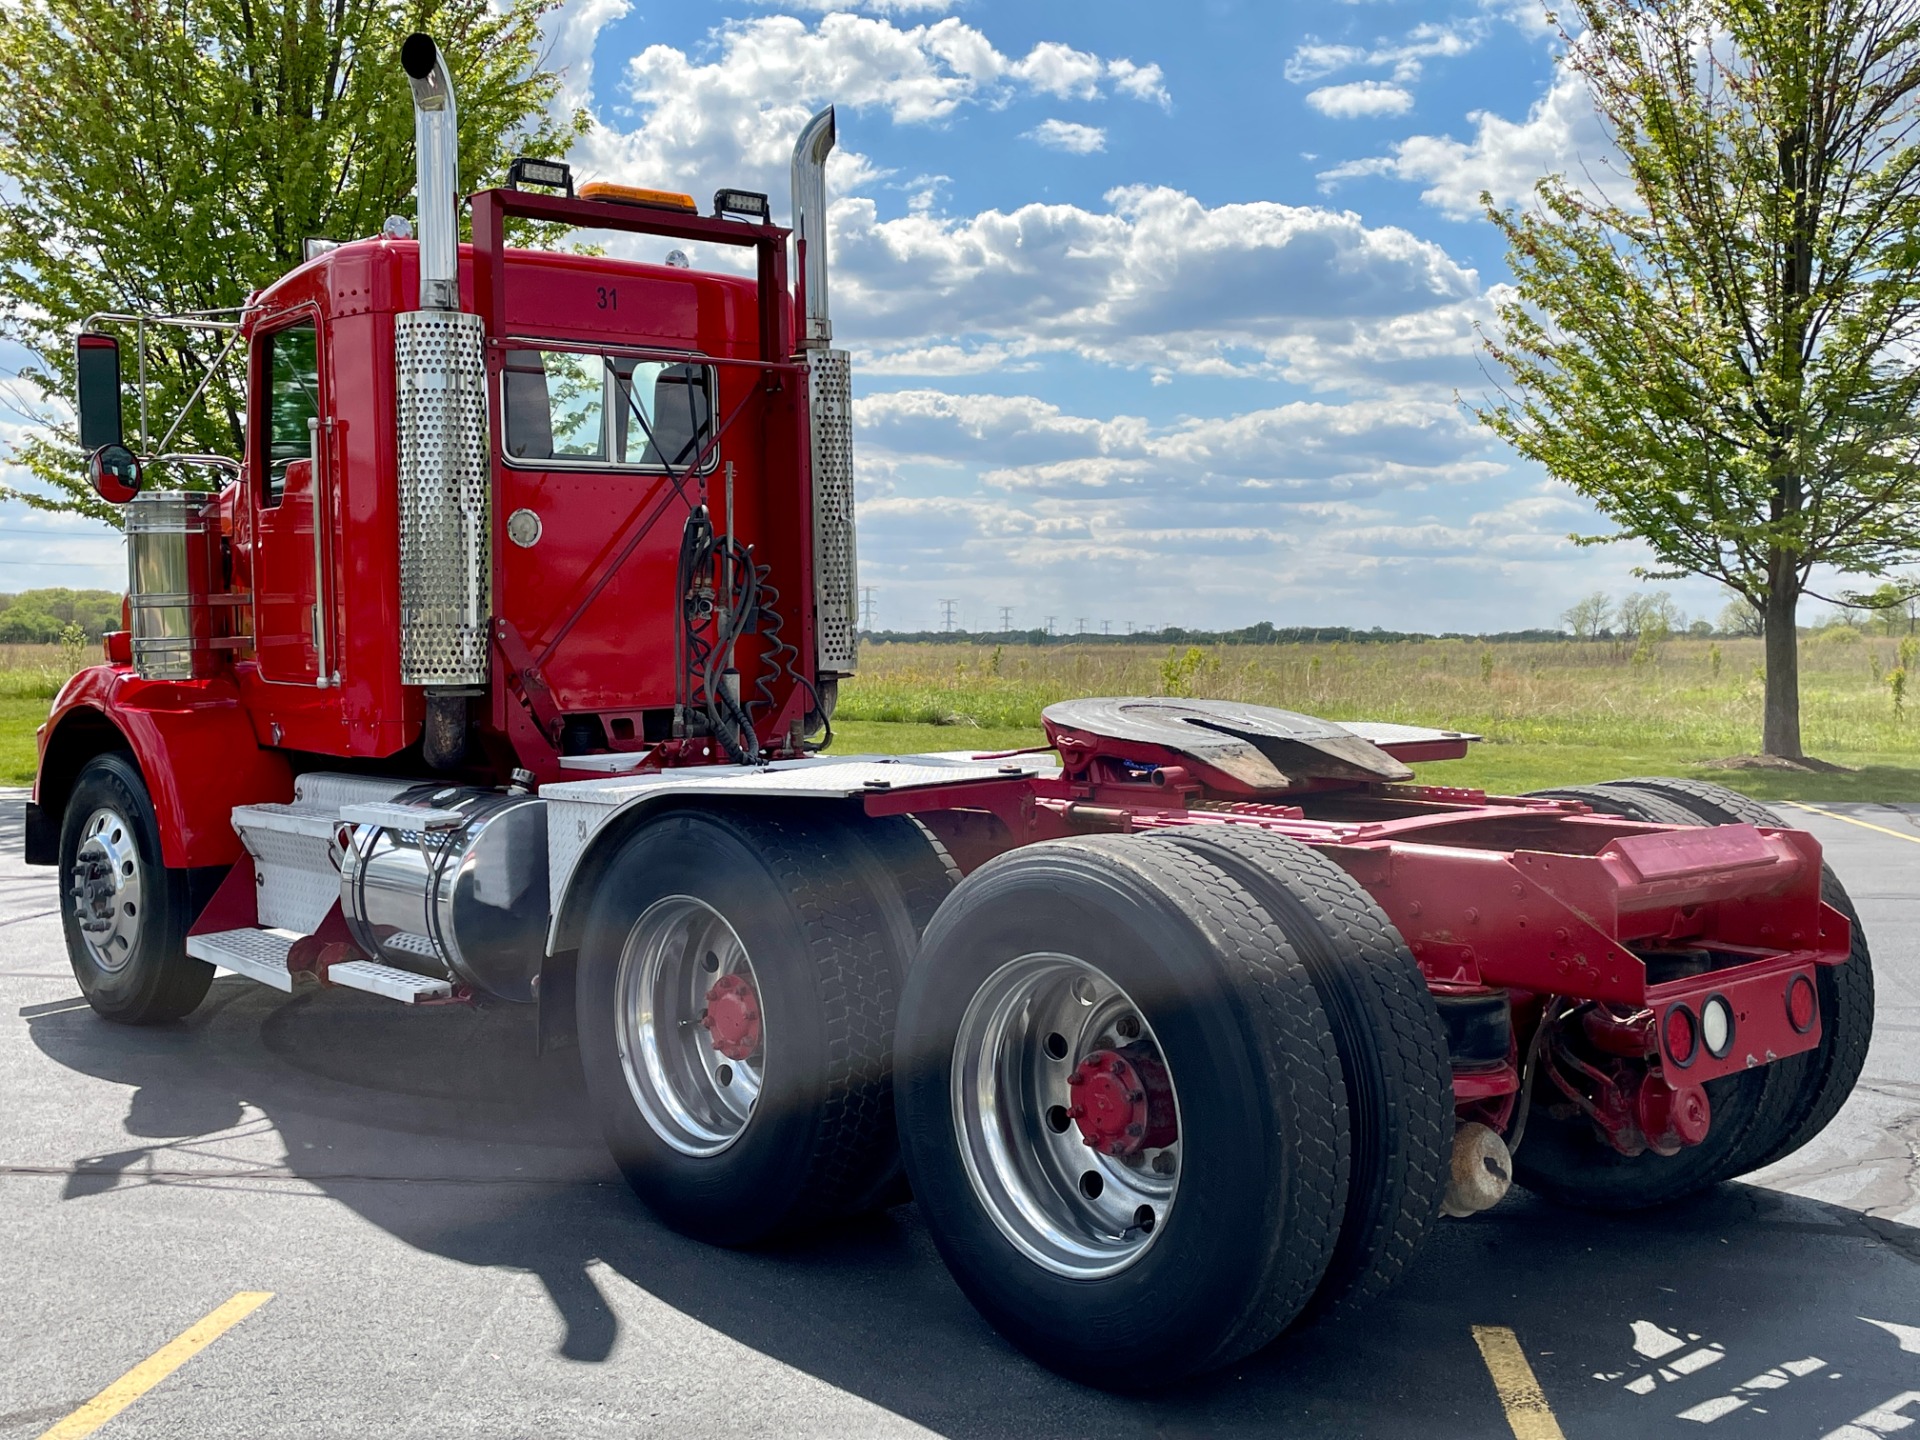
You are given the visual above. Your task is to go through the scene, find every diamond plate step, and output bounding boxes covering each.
[186,927,299,993]
[327,960,453,1003]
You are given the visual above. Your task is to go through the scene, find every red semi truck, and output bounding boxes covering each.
[26,32,1871,1388]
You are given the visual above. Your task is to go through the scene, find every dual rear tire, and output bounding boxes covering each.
[1513,779,1873,1210]
[575,813,1453,1385]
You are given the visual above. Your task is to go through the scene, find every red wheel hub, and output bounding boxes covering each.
[1066,1045,1176,1157]
[702,972,762,1061]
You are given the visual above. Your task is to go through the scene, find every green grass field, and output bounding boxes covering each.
[834,634,1920,801]
[6,633,1918,800]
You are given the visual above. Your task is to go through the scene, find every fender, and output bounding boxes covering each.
[34,665,292,870]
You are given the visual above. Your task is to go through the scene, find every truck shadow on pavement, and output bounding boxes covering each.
[23,977,1920,1438]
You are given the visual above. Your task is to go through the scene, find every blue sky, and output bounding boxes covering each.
[0,0,1738,634]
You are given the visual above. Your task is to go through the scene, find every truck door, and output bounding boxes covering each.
[249,316,331,685]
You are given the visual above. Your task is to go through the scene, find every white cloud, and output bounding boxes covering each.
[1285,22,1482,85]
[1306,81,1414,119]
[569,13,1171,211]
[1317,67,1614,218]
[754,0,963,11]
[856,389,1499,501]
[835,186,1490,390]
[1025,118,1106,153]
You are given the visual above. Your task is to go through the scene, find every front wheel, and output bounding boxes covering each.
[896,834,1351,1386]
[59,753,213,1025]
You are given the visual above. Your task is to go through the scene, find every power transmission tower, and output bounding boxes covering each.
[859,586,878,631]
[939,598,959,634]
[1125,621,1134,636]
[1075,617,1088,635]
[1045,615,1056,637]
[1101,619,1111,636]
[997,605,1014,634]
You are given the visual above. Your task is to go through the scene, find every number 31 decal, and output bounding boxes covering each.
[596,286,618,311]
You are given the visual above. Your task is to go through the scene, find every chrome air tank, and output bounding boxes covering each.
[339,785,548,1002]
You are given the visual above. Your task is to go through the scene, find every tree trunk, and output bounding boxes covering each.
[1762,553,1803,758]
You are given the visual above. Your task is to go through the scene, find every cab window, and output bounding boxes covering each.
[259,321,319,507]
[503,349,715,471]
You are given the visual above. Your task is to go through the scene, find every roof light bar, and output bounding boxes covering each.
[578,181,697,213]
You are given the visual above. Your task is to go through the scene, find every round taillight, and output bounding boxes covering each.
[1786,974,1818,1034]
[1701,995,1735,1059]
[1664,1004,1698,1067]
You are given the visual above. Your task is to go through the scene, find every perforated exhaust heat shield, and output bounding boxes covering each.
[395,309,490,686]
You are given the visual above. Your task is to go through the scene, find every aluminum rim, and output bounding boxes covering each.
[69,806,146,973]
[951,953,1182,1280]
[614,895,764,1158]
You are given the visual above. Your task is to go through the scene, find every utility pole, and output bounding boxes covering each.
[997,605,1014,634]
[939,598,959,634]
[859,586,878,631]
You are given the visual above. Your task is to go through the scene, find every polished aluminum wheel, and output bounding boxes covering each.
[614,895,764,1157]
[70,805,145,972]
[951,953,1182,1279]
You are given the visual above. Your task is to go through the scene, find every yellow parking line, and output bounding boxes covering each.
[1473,1325,1567,1440]
[37,1292,273,1440]
[1782,801,1920,846]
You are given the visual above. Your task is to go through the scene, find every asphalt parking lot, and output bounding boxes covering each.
[2,796,1917,1439]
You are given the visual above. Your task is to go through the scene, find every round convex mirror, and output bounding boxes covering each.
[88,443,143,504]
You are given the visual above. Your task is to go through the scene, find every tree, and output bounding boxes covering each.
[1479,0,1920,759]
[1563,590,1614,638]
[0,0,584,522]
[1616,588,1682,639]
[1719,596,1766,635]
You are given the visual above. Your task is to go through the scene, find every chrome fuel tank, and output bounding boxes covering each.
[339,785,548,1001]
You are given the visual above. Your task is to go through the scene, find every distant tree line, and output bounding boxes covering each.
[0,589,121,643]
[871,623,1610,647]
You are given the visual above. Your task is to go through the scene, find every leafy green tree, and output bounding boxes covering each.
[1616,589,1682,640]
[1479,0,1920,759]
[0,0,584,523]
[1562,589,1614,639]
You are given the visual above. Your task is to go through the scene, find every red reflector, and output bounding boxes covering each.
[1786,974,1818,1034]
[1664,1005,1698,1067]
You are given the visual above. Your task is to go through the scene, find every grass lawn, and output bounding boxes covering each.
[0,698,45,786]
[834,722,1920,801]
[8,635,1920,802]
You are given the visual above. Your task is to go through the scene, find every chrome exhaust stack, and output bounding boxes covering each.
[790,108,857,683]
[401,32,461,311]
[395,33,490,713]
[791,106,836,349]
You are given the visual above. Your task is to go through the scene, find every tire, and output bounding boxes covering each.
[1598,777,1874,1171]
[574,805,908,1245]
[1511,784,1794,1210]
[59,753,213,1025]
[836,813,959,1211]
[895,834,1350,1387]
[1160,825,1451,1315]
